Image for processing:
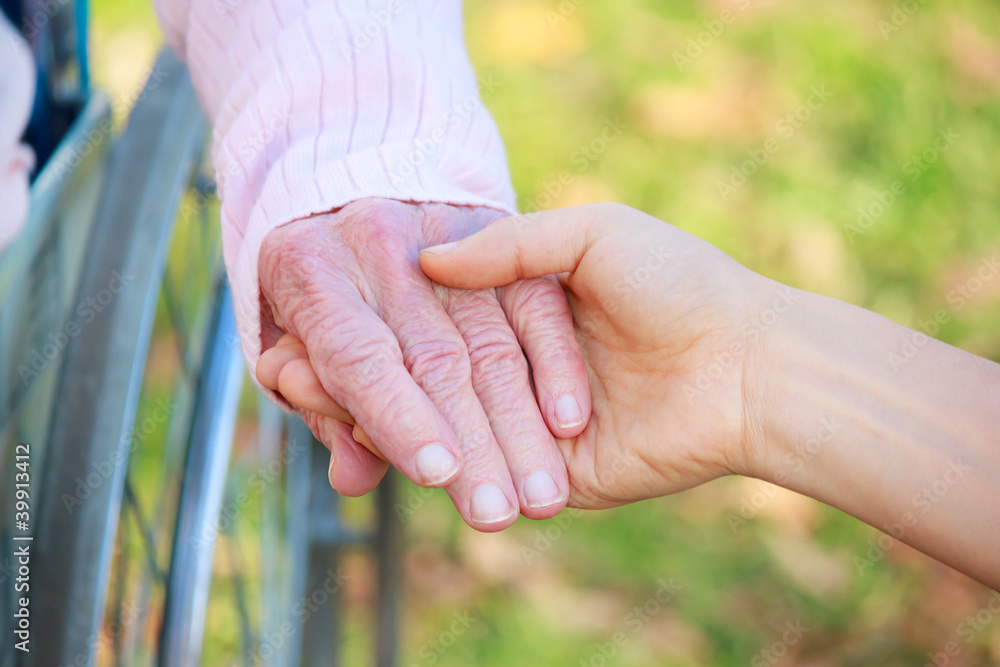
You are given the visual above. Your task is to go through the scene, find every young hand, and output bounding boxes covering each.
[419,203,779,508]
[260,203,773,507]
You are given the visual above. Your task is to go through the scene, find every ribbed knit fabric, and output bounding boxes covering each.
[154,0,517,378]
[0,11,35,254]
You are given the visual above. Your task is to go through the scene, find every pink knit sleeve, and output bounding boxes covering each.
[153,0,517,377]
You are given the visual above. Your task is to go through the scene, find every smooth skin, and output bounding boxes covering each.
[260,203,1000,589]
[257,199,591,531]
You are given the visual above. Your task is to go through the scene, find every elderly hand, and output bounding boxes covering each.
[264,203,772,509]
[256,199,591,530]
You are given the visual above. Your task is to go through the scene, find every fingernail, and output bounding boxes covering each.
[352,425,363,444]
[328,452,336,488]
[415,445,460,486]
[554,395,584,429]
[422,241,459,256]
[470,484,517,524]
[523,471,562,509]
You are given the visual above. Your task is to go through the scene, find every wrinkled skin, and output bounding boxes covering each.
[263,203,770,511]
[257,199,591,531]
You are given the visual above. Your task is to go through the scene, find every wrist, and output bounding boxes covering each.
[740,285,889,492]
[736,278,812,482]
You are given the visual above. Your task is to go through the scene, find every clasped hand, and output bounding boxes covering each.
[259,202,771,528]
[256,199,593,531]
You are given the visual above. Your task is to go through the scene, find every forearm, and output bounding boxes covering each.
[748,286,1000,587]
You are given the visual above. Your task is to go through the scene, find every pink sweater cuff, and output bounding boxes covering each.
[154,0,517,385]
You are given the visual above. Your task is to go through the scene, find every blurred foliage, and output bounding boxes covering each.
[91,0,1000,665]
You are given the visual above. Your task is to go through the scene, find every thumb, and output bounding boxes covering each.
[419,203,613,290]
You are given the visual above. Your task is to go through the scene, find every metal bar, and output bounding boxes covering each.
[27,51,206,667]
[299,439,343,667]
[158,284,244,667]
[374,471,400,667]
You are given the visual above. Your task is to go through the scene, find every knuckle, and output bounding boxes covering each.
[533,340,583,376]
[466,333,529,388]
[335,199,412,252]
[322,331,402,394]
[300,409,321,434]
[461,425,495,456]
[367,382,422,436]
[358,223,408,260]
[338,198,404,228]
[405,338,471,390]
[300,410,333,445]
[522,328,582,372]
[259,232,308,295]
[511,276,560,304]
[259,225,353,335]
[506,278,571,324]
[259,220,326,289]
[502,282,583,374]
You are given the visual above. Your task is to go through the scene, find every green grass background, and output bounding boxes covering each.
[91,0,1000,665]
